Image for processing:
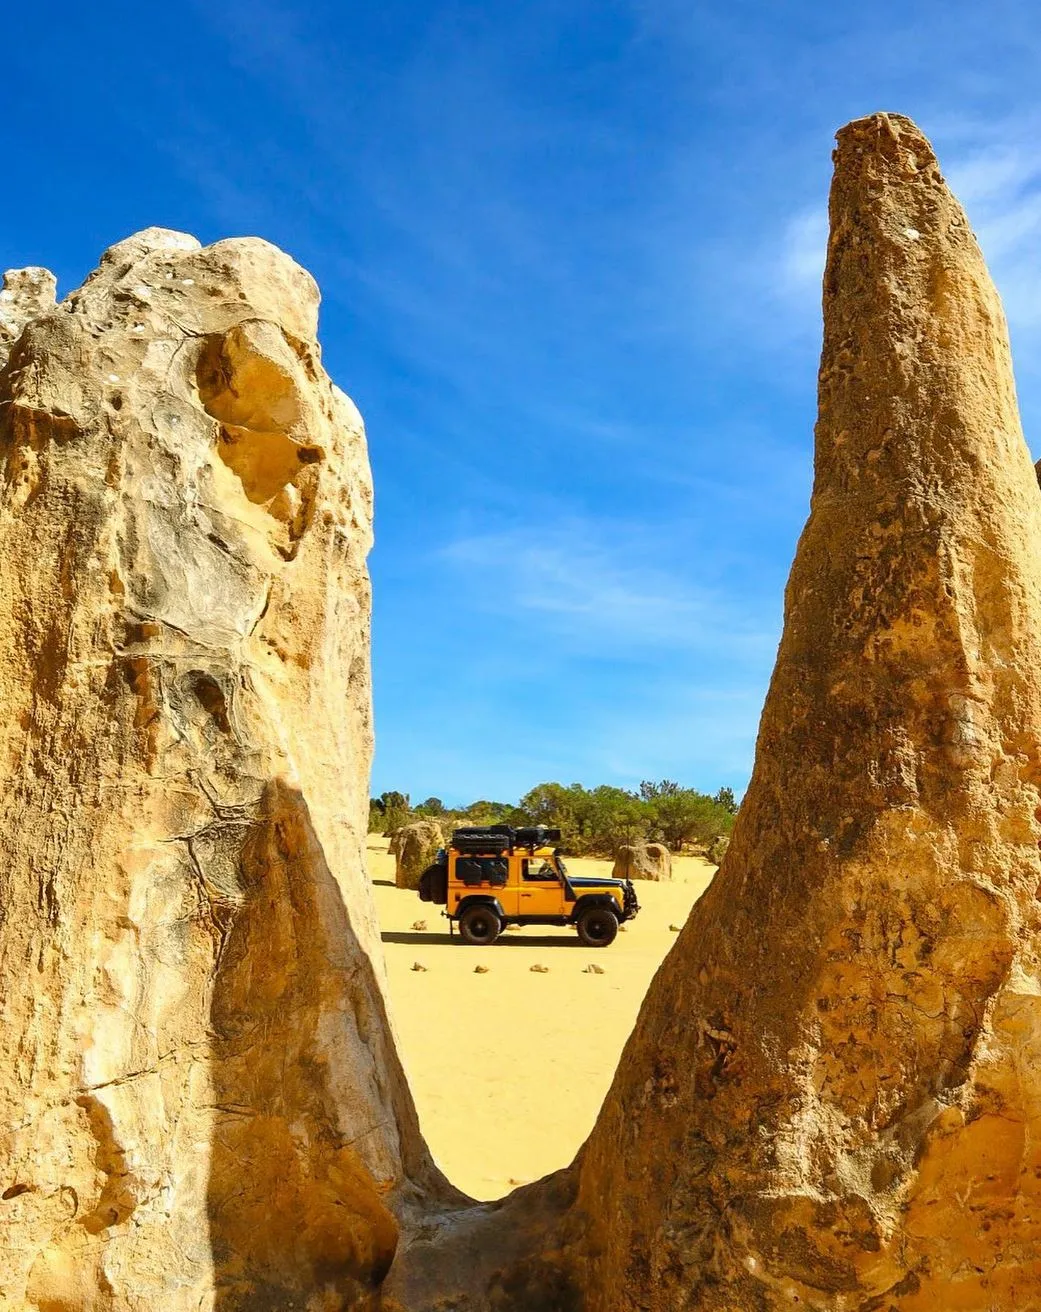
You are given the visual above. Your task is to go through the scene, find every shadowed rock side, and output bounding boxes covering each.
[567,112,1041,1311]
[0,229,453,1311]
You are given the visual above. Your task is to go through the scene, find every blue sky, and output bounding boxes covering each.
[4,1,1041,805]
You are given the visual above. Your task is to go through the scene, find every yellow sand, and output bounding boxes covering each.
[368,835,716,1200]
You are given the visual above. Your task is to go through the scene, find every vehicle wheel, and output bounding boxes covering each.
[577,905,618,947]
[458,904,502,945]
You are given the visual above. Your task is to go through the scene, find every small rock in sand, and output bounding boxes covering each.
[530,963,549,973]
[411,962,427,972]
[474,964,489,974]
[411,920,427,931]
[584,963,605,975]
[669,924,682,933]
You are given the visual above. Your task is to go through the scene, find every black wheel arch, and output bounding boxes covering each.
[455,894,506,920]
[570,893,620,922]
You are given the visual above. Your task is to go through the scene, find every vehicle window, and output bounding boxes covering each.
[523,858,558,882]
[456,856,508,885]
[483,857,508,885]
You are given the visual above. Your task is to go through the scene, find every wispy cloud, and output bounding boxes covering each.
[772,120,1041,340]
[589,683,765,785]
[776,208,828,301]
[440,518,773,660]
[944,135,1041,333]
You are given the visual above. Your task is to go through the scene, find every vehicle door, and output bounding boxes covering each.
[518,853,566,918]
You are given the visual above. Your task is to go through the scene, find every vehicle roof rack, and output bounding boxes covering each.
[451,825,561,854]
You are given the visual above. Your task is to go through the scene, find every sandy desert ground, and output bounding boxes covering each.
[368,835,717,1200]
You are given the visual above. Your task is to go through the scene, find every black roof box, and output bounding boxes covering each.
[452,828,511,854]
[514,826,561,847]
[451,825,561,853]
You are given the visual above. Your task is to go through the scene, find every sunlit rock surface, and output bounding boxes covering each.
[612,841,672,882]
[394,821,445,891]
[0,229,443,1311]
[573,111,1041,1311]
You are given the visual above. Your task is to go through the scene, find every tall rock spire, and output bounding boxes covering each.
[572,112,1041,1310]
[0,230,451,1310]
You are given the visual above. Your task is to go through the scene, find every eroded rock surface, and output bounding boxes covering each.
[570,112,1041,1310]
[0,267,56,360]
[394,822,445,891]
[0,229,447,1311]
[611,842,671,882]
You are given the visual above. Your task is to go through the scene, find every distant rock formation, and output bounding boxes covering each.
[394,820,445,889]
[612,841,671,881]
[0,230,448,1310]
[573,111,1041,1310]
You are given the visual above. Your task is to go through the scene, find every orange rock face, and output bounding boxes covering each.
[572,112,1041,1311]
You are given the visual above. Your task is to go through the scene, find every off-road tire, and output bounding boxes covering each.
[577,905,618,947]
[458,904,502,946]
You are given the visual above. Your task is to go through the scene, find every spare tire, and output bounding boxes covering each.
[418,861,447,904]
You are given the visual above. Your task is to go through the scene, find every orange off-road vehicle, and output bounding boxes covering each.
[418,825,639,947]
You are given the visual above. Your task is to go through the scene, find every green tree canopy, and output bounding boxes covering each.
[370,779,737,852]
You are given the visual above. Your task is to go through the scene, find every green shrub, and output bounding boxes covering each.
[370,779,740,856]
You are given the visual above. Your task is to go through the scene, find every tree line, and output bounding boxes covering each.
[369,780,738,856]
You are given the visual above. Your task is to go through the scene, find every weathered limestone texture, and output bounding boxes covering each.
[0,229,443,1311]
[570,111,1041,1310]
[0,267,56,360]
[611,842,671,882]
[393,822,445,891]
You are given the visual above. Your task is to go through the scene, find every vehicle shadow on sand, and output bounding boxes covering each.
[381,930,589,948]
